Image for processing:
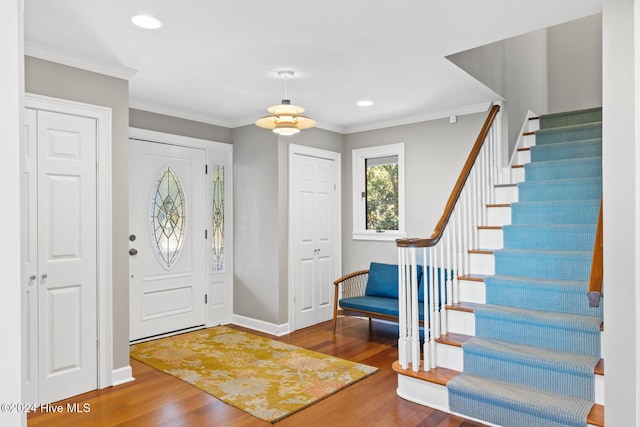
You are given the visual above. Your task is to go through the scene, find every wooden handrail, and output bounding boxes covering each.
[588,199,603,307]
[396,104,501,248]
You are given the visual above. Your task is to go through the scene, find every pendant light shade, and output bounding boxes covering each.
[255,71,316,135]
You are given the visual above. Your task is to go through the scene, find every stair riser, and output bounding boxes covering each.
[478,228,503,249]
[535,123,602,145]
[518,179,602,202]
[511,167,525,183]
[469,252,494,275]
[523,133,536,148]
[530,139,602,162]
[516,150,530,164]
[447,310,475,336]
[485,282,603,318]
[474,316,600,357]
[494,186,518,204]
[502,227,596,251]
[487,206,511,225]
[539,109,602,129]
[511,201,600,225]
[494,252,592,281]
[457,279,486,304]
[437,342,463,371]
[525,158,602,181]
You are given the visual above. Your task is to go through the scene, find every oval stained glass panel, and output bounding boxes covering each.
[149,165,187,269]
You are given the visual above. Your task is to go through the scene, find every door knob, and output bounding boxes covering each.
[30,275,37,281]
[129,248,138,256]
[41,274,48,279]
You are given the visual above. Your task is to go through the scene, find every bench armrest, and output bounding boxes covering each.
[334,269,369,298]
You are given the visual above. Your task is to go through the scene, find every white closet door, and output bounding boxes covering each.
[292,153,337,330]
[36,110,98,403]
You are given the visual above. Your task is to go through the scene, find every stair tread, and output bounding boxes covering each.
[478,225,502,230]
[435,332,470,347]
[393,363,604,426]
[445,301,482,313]
[457,274,487,282]
[468,248,494,255]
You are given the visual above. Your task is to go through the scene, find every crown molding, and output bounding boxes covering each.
[24,41,138,80]
[342,101,494,134]
[129,97,236,129]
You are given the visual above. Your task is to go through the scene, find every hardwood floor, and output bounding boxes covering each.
[28,318,485,426]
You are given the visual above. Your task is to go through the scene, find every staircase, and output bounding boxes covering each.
[395,107,604,427]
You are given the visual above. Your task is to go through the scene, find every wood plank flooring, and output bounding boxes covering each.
[28,318,485,427]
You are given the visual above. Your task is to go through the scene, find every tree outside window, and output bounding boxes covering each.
[366,156,398,231]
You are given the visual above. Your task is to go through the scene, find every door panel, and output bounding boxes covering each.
[37,110,97,403]
[129,140,206,341]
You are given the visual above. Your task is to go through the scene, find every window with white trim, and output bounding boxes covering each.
[352,143,405,240]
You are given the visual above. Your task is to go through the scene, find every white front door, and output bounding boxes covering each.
[292,152,338,330]
[129,140,207,341]
[23,108,98,404]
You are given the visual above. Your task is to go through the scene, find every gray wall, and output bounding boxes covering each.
[24,56,131,370]
[129,108,232,143]
[547,14,603,113]
[342,112,487,274]
[448,14,602,156]
[232,125,343,325]
[231,125,282,324]
[602,0,637,424]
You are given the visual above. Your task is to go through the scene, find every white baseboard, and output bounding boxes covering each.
[112,365,134,387]
[230,314,290,336]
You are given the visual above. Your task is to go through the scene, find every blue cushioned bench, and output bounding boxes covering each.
[332,262,427,331]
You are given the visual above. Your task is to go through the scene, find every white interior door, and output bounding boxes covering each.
[292,153,338,330]
[23,108,98,404]
[129,140,206,341]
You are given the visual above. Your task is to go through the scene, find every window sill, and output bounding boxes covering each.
[352,231,407,241]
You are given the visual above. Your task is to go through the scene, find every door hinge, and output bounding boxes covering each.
[205,164,208,174]
[205,229,208,239]
[205,294,208,304]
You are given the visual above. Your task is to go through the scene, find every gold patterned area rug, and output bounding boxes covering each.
[130,326,378,423]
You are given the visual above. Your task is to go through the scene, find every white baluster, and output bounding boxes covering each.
[410,248,420,372]
[398,247,408,369]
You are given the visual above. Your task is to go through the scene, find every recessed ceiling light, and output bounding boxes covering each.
[357,100,374,107]
[131,15,163,30]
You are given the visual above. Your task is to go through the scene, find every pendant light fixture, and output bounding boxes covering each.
[255,71,316,136]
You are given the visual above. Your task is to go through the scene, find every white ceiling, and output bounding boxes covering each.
[24,1,602,134]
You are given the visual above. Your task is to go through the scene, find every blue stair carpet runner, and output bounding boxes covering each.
[447,107,603,427]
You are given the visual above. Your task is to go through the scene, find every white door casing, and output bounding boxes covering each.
[289,144,341,331]
[129,140,207,341]
[23,106,99,404]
